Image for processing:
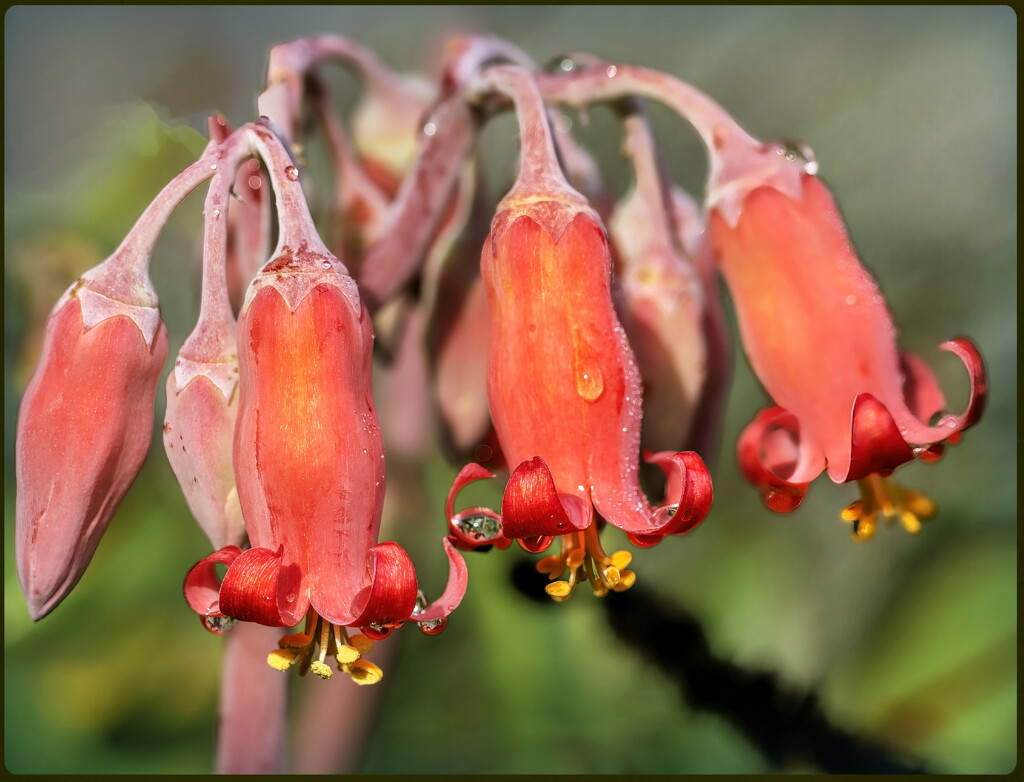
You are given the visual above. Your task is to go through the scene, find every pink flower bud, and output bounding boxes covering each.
[16,286,168,619]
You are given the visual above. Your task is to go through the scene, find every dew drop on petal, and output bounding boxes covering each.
[285,166,299,181]
[453,511,502,542]
[203,615,238,634]
[845,295,857,306]
[423,122,437,137]
[606,65,618,78]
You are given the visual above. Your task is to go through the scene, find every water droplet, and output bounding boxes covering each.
[845,294,857,306]
[203,615,238,634]
[423,121,437,137]
[453,511,502,542]
[774,139,818,175]
[606,65,618,78]
[554,113,573,133]
[561,57,575,72]
[285,592,297,603]
[321,260,332,269]
[210,163,218,171]
[285,166,299,181]
[418,616,447,635]
[248,175,262,190]
[212,209,222,220]
[572,329,605,402]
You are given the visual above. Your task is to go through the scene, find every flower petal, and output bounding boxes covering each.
[736,406,825,512]
[845,394,915,482]
[643,451,713,535]
[500,457,589,540]
[183,545,242,616]
[351,541,419,633]
[218,546,305,627]
[446,462,496,522]
[407,538,469,623]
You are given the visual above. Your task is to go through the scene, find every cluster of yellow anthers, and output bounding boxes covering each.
[267,610,383,684]
[536,525,637,600]
[841,475,938,542]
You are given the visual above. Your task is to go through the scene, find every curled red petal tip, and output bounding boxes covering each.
[737,406,818,514]
[500,457,589,540]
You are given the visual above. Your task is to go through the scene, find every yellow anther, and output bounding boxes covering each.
[612,570,636,592]
[904,491,937,519]
[336,644,361,664]
[536,555,564,576]
[309,660,333,680]
[349,659,383,686]
[603,566,621,587]
[277,633,311,649]
[609,550,632,570]
[267,649,298,672]
[899,511,922,535]
[852,518,877,542]
[840,501,863,523]
[566,549,585,569]
[545,581,573,600]
[349,634,374,655]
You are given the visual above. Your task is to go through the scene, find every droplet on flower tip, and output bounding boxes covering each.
[285,165,299,181]
[418,616,447,635]
[210,163,218,170]
[212,208,221,220]
[423,122,437,137]
[605,65,618,78]
[202,615,238,634]
[452,511,503,542]
[773,139,818,175]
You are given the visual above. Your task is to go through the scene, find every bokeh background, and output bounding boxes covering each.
[4,5,1016,774]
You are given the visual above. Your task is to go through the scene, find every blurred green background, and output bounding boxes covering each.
[4,6,1016,774]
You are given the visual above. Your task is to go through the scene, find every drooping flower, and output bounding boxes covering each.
[184,124,467,682]
[608,108,730,467]
[16,258,168,620]
[707,140,986,539]
[448,64,713,599]
[164,145,247,550]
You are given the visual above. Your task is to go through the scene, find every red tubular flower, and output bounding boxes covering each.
[16,275,168,620]
[446,201,713,599]
[708,155,986,539]
[446,64,712,600]
[183,233,467,682]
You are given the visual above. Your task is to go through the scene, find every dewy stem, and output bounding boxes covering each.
[88,143,222,307]
[467,64,585,209]
[243,123,333,262]
[534,61,761,194]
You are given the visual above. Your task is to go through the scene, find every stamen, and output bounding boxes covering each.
[264,610,384,684]
[841,474,937,541]
[534,526,638,600]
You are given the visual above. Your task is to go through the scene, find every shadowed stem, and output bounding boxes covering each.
[215,622,289,774]
[601,584,929,774]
